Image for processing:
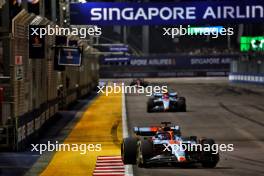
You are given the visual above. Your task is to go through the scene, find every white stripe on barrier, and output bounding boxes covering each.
[229,74,264,84]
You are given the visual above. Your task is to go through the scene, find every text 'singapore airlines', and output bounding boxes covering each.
[70,1,264,25]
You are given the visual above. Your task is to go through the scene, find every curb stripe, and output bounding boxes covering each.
[93,156,126,176]
[98,156,122,159]
[97,160,123,163]
[94,173,125,175]
[94,170,125,172]
[95,166,125,169]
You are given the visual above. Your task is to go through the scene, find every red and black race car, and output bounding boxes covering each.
[130,78,149,87]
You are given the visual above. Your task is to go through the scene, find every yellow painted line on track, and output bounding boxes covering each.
[40,90,122,176]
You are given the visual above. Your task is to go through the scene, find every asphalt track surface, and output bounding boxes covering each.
[125,78,264,176]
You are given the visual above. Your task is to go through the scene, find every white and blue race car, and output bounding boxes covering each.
[121,122,219,168]
[147,92,186,112]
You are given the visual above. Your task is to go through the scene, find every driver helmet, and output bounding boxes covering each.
[157,132,171,140]
[163,92,169,99]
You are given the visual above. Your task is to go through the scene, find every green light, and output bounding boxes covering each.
[240,36,264,52]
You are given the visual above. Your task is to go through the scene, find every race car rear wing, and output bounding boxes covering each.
[152,93,162,98]
[133,126,181,136]
[133,127,158,136]
[169,92,178,97]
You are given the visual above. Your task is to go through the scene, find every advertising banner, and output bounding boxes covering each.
[58,48,82,66]
[15,66,23,81]
[28,25,45,59]
[15,56,23,65]
[129,55,236,69]
[109,45,129,52]
[70,1,264,25]
[130,57,175,66]
[102,56,130,63]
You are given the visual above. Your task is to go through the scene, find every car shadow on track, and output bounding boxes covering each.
[141,164,233,170]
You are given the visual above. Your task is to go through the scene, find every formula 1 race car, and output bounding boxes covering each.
[147,92,186,112]
[121,122,219,168]
[130,78,149,87]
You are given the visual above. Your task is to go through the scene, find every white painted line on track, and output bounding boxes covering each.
[122,92,134,176]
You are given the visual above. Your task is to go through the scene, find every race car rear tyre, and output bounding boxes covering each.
[147,99,154,113]
[130,80,137,86]
[188,136,198,142]
[141,82,148,87]
[201,138,219,168]
[137,140,153,168]
[121,138,138,164]
[178,97,186,112]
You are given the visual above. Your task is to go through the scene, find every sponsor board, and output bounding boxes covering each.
[15,56,23,65]
[28,25,45,59]
[109,45,129,52]
[58,48,82,66]
[103,56,130,62]
[158,72,177,77]
[100,71,227,78]
[15,66,23,81]
[70,1,264,25]
[128,55,234,68]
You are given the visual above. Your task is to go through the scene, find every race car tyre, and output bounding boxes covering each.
[169,102,178,112]
[141,82,148,87]
[201,138,219,168]
[178,97,186,112]
[147,99,154,113]
[130,82,135,86]
[189,136,198,142]
[137,139,153,168]
[121,138,138,164]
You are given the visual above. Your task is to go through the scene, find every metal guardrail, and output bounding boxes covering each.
[229,73,264,84]
[0,101,14,147]
[0,9,100,151]
[0,126,8,146]
[1,102,12,125]
[0,76,11,84]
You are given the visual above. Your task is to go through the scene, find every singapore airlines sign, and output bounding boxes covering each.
[70,1,264,25]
